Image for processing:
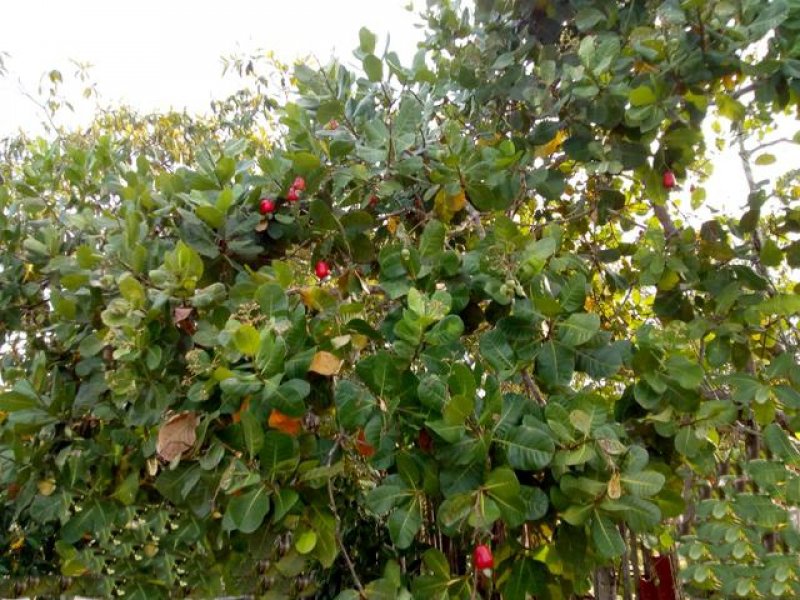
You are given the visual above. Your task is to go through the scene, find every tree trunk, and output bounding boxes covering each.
[594,566,615,600]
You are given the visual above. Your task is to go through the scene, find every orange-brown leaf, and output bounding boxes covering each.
[309,351,343,376]
[268,409,303,436]
[232,396,251,424]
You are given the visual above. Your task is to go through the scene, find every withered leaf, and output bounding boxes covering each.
[157,411,199,462]
[309,351,343,376]
[173,306,193,323]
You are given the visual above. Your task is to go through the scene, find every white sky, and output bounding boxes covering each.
[0,0,422,137]
[0,0,796,216]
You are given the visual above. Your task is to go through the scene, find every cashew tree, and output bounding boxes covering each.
[2,0,800,598]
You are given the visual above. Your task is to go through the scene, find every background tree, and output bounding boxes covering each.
[2,0,800,598]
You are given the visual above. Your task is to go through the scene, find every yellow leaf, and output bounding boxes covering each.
[476,132,503,147]
[434,187,467,223]
[309,351,343,376]
[10,537,24,551]
[534,129,567,158]
[37,479,56,497]
[386,216,399,234]
[351,334,369,350]
[607,472,622,500]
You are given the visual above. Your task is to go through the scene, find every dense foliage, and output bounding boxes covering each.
[2,0,800,597]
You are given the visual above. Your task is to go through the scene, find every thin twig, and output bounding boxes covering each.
[521,369,546,406]
[325,438,366,596]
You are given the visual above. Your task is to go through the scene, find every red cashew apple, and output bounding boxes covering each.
[315,260,330,279]
[474,544,494,570]
[259,198,276,214]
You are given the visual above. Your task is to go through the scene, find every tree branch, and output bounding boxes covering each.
[521,369,546,406]
[325,439,365,596]
[652,203,679,238]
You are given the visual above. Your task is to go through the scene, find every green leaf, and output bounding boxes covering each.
[576,341,626,379]
[559,313,600,346]
[267,379,310,417]
[575,7,606,31]
[359,27,377,54]
[758,293,800,315]
[335,380,376,430]
[465,181,511,211]
[290,151,321,172]
[438,493,474,530]
[310,507,338,567]
[419,219,445,258]
[366,484,405,516]
[234,324,260,356]
[118,272,146,307]
[503,558,547,600]
[364,55,383,82]
[629,85,657,106]
[665,355,704,389]
[224,485,270,534]
[0,389,40,412]
[310,198,340,231]
[241,411,264,459]
[61,500,115,544]
[480,329,516,378]
[295,530,317,554]
[272,488,299,522]
[256,283,289,315]
[485,467,526,526]
[388,498,422,549]
[754,153,776,165]
[591,514,625,558]
[620,470,665,497]
[260,432,296,476]
[763,423,800,465]
[356,351,401,397]
[501,425,555,470]
[536,341,575,387]
[760,238,783,267]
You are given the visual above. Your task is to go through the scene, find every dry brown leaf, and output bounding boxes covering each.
[255,219,269,232]
[309,351,343,376]
[157,411,199,462]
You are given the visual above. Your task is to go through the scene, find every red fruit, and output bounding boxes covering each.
[326,119,339,130]
[369,195,378,207]
[315,260,330,279]
[474,544,494,570]
[286,188,300,202]
[259,198,276,214]
[356,429,375,457]
[418,429,433,453]
[292,176,306,191]
[662,170,676,189]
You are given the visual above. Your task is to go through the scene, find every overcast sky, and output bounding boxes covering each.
[0,0,422,136]
[0,1,795,216]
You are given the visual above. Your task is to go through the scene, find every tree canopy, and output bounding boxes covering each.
[2,0,800,598]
